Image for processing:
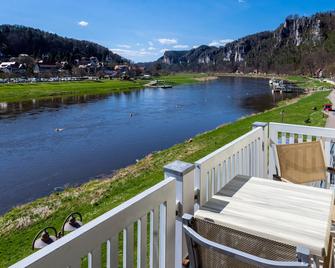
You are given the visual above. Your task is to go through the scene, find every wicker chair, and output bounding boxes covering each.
[271,140,335,185]
[182,214,310,268]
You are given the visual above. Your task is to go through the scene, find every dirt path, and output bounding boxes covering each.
[326,90,335,128]
[194,76,218,82]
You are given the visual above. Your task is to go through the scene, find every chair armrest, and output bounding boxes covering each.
[273,175,293,183]
[280,178,294,183]
[183,224,309,268]
[327,167,335,174]
[273,174,282,181]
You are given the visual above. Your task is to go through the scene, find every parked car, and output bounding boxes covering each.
[323,103,333,111]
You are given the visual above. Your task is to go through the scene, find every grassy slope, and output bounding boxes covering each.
[0,73,206,103]
[0,89,330,267]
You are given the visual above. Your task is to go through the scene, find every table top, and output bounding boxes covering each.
[195,176,334,257]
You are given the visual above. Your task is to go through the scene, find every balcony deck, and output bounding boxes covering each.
[11,122,335,268]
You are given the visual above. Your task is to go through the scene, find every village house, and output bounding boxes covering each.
[0,61,19,73]
[75,57,103,74]
[89,56,99,66]
[33,63,60,75]
[101,66,117,76]
[114,64,130,72]
[76,57,100,67]
[130,65,145,76]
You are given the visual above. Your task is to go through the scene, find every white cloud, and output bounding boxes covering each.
[158,38,178,45]
[148,41,154,46]
[78,21,89,27]
[173,44,189,49]
[110,48,159,58]
[160,48,169,53]
[118,44,131,49]
[192,45,200,49]
[208,39,234,47]
[148,46,156,51]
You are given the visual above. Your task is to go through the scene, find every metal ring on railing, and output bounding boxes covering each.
[61,212,83,236]
[32,226,58,250]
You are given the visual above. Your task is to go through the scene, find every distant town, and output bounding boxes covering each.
[0,54,150,83]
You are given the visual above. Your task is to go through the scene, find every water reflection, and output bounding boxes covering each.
[0,95,110,119]
[240,91,301,111]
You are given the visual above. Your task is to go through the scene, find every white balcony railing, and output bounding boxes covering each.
[195,122,268,206]
[11,122,335,268]
[12,178,176,268]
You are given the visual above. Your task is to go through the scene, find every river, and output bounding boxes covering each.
[0,77,298,214]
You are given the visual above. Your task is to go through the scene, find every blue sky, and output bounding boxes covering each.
[1,0,335,62]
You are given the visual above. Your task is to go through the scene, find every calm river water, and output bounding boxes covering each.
[0,77,297,214]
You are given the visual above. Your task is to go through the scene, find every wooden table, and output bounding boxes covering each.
[195,175,334,257]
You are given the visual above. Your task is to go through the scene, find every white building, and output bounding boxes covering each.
[0,61,19,73]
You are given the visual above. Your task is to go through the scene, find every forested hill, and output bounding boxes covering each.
[0,25,125,64]
[151,11,335,75]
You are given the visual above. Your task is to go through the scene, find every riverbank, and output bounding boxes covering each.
[0,87,330,266]
[217,73,334,90]
[1,73,331,104]
[283,75,334,90]
[0,73,207,103]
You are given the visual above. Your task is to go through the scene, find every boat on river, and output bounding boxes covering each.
[272,79,284,88]
[145,80,173,88]
[270,79,297,93]
[160,84,172,88]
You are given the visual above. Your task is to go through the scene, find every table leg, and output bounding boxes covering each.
[323,235,333,268]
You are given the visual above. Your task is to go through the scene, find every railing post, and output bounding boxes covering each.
[324,140,331,187]
[252,122,269,178]
[268,122,278,179]
[164,160,195,268]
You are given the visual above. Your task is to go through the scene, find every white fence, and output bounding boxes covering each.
[195,124,268,206]
[269,122,335,182]
[11,178,176,268]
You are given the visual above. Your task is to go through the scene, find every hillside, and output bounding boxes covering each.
[0,25,125,64]
[152,11,335,75]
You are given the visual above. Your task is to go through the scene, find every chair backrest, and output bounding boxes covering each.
[274,140,327,184]
[182,214,310,268]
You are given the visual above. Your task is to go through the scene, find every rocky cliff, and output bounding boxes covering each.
[153,11,335,75]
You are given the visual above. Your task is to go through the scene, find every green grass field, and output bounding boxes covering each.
[284,75,334,89]
[0,74,207,103]
[0,89,330,267]
[0,74,330,104]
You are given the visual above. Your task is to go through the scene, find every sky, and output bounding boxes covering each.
[1,0,335,62]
